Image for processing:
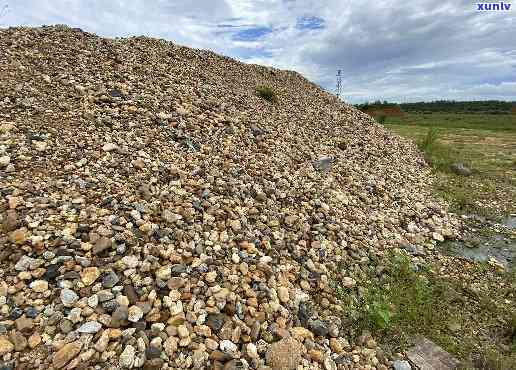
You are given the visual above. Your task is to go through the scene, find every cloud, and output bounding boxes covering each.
[2,0,515,103]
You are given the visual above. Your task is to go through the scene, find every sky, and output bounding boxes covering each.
[1,0,515,103]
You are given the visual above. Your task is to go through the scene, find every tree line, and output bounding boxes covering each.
[355,100,516,114]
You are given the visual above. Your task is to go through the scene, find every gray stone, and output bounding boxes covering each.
[60,289,79,307]
[393,360,412,370]
[102,270,120,288]
[450,163,472,176]
[312,156,336,171]
[77,321,102,333]
[308,319,329,337]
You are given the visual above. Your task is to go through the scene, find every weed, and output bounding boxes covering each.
[334,252,516,364]
[418,127,440,153]
[376,115,387,124]
[256,86,277,103]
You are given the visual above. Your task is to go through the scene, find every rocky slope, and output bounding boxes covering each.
[0,26,458,369]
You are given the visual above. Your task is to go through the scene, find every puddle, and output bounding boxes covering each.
[439,216,516,269]
[505,215,516,229]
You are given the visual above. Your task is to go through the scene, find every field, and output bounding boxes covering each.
[385,113,516,218]
[334,113,516,369]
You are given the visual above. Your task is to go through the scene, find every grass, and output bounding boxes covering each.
[385,113,516,218]
[333,112,516,369]
[256,86,277,103]
[334,252,516,368]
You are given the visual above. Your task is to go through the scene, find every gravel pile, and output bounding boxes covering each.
[0,26,458,369]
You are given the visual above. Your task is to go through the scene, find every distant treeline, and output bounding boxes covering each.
[355,100,516,114]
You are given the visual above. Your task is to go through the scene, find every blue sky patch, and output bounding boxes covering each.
[296,16,325,30]
[232,26,273,41]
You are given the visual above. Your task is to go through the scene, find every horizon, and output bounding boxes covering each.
[1,1,515,104]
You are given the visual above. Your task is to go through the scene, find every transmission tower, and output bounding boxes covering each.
[335,69,342,99]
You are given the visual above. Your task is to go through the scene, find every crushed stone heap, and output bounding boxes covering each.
[0,26,458,369]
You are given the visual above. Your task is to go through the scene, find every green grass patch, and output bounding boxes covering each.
[385,113,516,218]
[256,86,277,103]
[334,252,516,367]
[385,113,516,132]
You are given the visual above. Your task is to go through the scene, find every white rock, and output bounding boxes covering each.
[205,271,217,283]
[61,289,79,307]
[127,305,143,322]
[246,342,258,358]
[277,286,290,304]
[156,265,171,280]
[102,143,118,152]
[342,277,356,289]
[432,232,444,242]
[260,256,272,264]
[34,141,47,152]
[119,344,135,368]
[0,156,10,167]
[29,280,48,293]
[87,294,99,308]
[220,339,238,354]
[77,321,102,333]
[121,255,139,269]
[177,325,189,338]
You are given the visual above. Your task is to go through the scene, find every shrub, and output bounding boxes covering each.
[418,127,440,153]
[256,86,277,103]
[376,115,387,124]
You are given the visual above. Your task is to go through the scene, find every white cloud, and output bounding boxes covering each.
[2,0,515,103]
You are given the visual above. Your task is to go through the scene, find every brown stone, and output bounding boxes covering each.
[0,336,14,355]
[53,341,82,369]
[93,237,112,255]
[265,336,304,370]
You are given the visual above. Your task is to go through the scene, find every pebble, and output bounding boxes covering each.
[393,360,412,370]
[119,344,136,368]
[266,337,304,369]
[127,305,144,322]
[220,339,238,354]
[29,280,49,292]
[77,321,102,333]
[52,341,82,369]
[277,286,290,303]
[102,142,118,152]
[0,336,14,355]
[342,277,356,288]
[0,155,10,167]
[80,267,100,286]
[61,289,79,307]
[177,325,189,338]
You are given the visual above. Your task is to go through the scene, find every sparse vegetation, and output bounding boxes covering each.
[334,111,516,368]
[376,115,387,124]
[386,113,516,218]
[334,251,516,368]
[256,86,277,103]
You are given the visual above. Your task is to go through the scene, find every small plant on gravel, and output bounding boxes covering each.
[335,251,516,367]
[256,86,277,103]
[418,127,440,154]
